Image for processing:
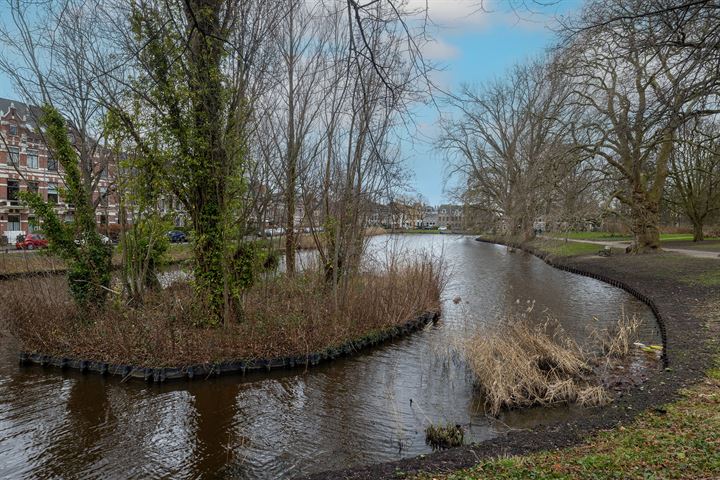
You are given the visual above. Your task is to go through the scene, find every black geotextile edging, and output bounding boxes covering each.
[17,310,440,383]
[473,237,669,367]
[299,238,718,480]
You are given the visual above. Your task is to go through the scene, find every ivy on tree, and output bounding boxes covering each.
[20,105,112,308]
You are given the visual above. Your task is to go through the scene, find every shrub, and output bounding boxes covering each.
[2,257,442,367]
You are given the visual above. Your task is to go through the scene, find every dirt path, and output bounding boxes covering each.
[544,236,720,259]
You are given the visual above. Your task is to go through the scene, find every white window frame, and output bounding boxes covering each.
[27,150,38,169]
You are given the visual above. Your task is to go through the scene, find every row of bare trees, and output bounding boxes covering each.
[443,0,720,251]
[0,0,427,321]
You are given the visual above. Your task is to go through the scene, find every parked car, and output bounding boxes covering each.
[259,227,286,237]
[74,233,113,246]
[15,233,49,250]
[167,230,187,243]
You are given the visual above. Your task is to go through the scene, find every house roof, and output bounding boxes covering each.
[0,97,45,129]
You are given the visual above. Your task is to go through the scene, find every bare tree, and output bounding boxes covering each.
[441,59,577,240]
[666,118,720,241]
[0,0,119,214]
[561,0,720,252]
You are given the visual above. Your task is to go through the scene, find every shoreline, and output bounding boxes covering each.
[301,237,717,480]
[16,310,440,383]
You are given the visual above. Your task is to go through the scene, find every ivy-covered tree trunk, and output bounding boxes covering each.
[185,0,230,324]
[21,105,112,308]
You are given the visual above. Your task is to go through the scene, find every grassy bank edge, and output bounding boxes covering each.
[410,237,720,480]
[412,354,720,480]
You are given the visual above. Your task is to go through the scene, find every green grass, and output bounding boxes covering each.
[530,239,608,257]
[682,270,720,287]
[547,231,631,241]
[547,231,719,243]
[414,369,720,480]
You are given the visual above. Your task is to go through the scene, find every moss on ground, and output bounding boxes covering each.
[414,366,720,480]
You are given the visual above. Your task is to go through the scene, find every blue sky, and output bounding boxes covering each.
[403,0,583,205]
[0,0,584,206]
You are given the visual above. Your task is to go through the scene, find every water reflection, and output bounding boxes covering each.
[0,235,659,479]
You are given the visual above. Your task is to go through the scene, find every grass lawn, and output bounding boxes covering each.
[547,231,631,241]
[0,242,193,275]
[414,356,720,480]
[548,231,720,244]
[528,239,609,257]
[662,240,720,252]
[683,270,720,287]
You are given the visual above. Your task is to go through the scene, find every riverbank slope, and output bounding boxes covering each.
[303,237,719,479]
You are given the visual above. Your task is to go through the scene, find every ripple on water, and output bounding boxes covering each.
[0,235,660,479]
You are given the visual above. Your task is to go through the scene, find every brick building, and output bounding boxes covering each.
[0,98,117,244]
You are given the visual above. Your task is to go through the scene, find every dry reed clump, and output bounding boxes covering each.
[464,318,590,416]
[0,258,441,368]
[593,309,642,359]
[464,312,643,416]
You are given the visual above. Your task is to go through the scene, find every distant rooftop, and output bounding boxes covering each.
[0,97,45,128]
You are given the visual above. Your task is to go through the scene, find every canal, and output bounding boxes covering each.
[0,235,659,479]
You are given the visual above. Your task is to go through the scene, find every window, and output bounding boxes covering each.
[28,217,40,233]
[7,180,20,203]
[9,125,17,136]
[100,186,108,207]
[47,183,58,204]
[99,214,107,225]
[8,215,21,231]
[27,181,39,195]
[8,147,19,166]
[100,167,108,179]
[27,150,38,169]
[48,156,58,171]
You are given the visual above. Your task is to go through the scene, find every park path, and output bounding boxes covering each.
[544,236,720,260]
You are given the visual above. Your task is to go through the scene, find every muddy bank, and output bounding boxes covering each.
[301,240,717,480]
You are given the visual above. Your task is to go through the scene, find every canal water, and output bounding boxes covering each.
[0,235,659,479]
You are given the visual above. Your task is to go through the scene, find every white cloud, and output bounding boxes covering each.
[404,0,565,32]
[422,38,460,60]
[405,0,491,29]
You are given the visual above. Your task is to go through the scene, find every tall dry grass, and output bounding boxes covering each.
[464,311,641,416]
[0,257,441,368]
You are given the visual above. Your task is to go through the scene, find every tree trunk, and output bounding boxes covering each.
[692,220,705,242]
[285,183,296,276]
[630,199,661,252]
[186,0,229,325]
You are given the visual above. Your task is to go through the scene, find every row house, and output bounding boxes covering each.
[436,204,465,230]
[0,98,118,244]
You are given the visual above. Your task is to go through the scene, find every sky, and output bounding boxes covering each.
[403,0,584,205]
[0,0,584,206]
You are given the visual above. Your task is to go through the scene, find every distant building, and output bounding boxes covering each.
[0,98,117,244]
[365,201,466,231]
[436,204,465,230]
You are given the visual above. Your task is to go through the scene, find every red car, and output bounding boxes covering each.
[15,234,49,250]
